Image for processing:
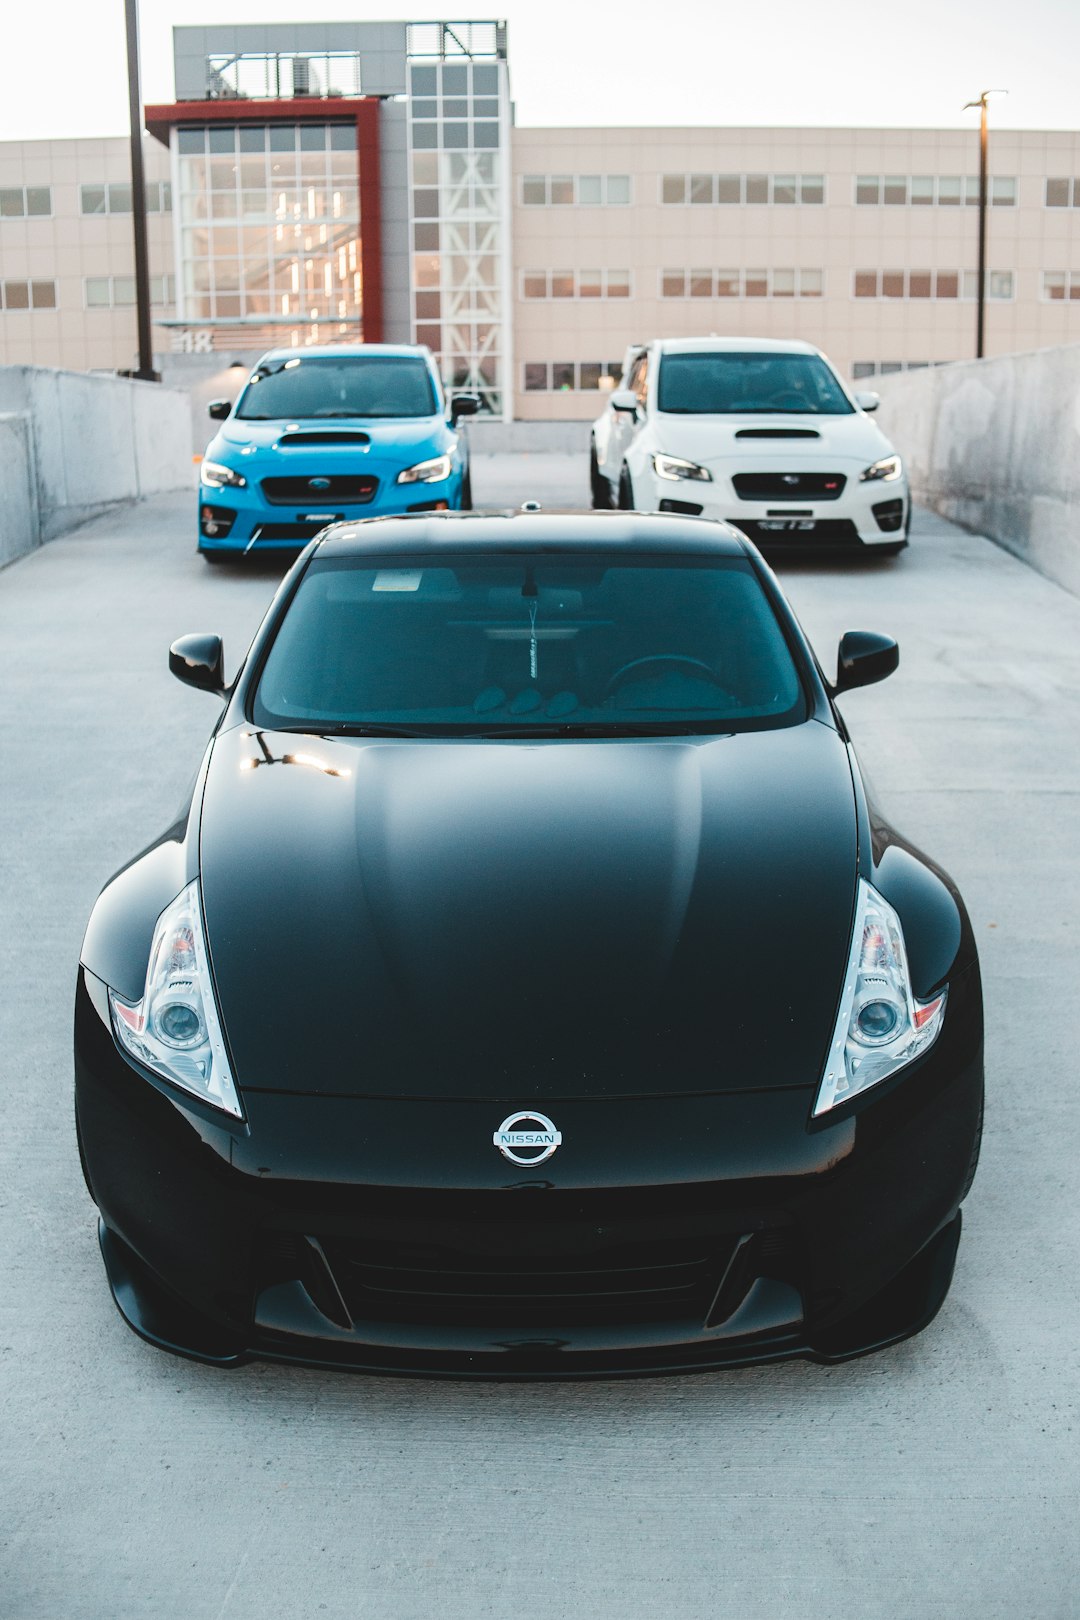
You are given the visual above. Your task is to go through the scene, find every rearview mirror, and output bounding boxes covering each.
[170,633,225,695]
[853,391,880,413]
[610,389,639,417]
[207,399,231,420]
[834,630,898,693]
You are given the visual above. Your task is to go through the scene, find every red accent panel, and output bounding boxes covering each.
[144,97,369,145]
[144,97,384,346]
[355,100,383,343]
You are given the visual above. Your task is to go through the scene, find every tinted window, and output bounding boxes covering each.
[235,356,438,420]
[252,554,805,736]
[657,352,853,415]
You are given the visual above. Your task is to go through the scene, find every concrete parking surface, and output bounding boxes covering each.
[2,461,1078,1619]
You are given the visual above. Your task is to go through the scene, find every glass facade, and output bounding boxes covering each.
[407,56,510,415]
[173,122,362,344]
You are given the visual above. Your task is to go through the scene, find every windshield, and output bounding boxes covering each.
[657,352,854,415]
[235,356,438,420]
[251,553,806,736]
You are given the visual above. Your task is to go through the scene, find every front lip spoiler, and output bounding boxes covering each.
[97,1212,962,1381]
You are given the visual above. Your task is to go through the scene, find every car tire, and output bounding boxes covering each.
[590,442,613,509]
[618,466,635,510]
[460,467,473,510]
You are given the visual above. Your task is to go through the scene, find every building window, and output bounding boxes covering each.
[523,360,622,392]
[1,279,57,309]
[660,172,824,205]
[520,269,631,299]
[1043,271,1080,300]
[178,119,362,333]
[854,268,1013,299]
[79,180,169,215]
[0,185,52,218]
[1045,178,1080,208]
[659,267,824,298]
[856,174,1016,206]
[84,274,175,308]
[520,174,632,206]
[853,361,937,378]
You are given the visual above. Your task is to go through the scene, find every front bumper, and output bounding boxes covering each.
[639,472,909,549]
[197,471,462,555]
[75,965,982,1378]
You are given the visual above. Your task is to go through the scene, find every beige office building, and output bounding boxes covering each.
[1,21,1078,419]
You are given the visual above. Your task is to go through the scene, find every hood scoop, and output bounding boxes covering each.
[277,430,371,448]
[735,428,821,440]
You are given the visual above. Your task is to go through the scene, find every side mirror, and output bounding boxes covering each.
[834,630,898,694]
[207,399,231,420]
[449,392,482,423]
[610,389,639,417]
[170,633,225,695]
[853,391,880,413]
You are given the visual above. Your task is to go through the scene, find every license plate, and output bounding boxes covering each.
[759,520,817,532]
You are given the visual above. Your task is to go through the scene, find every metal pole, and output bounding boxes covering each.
[124,0,157,380]
[964,90,1005,362]
[976,94,988,360]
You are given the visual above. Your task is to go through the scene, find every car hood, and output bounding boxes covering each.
[651,412,895,470]
[208,414,452,470]
[199,723,858,1100]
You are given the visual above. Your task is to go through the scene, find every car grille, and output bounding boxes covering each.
[732,472,846,501]
[318,1230,739,1328]
[261,475,378,506]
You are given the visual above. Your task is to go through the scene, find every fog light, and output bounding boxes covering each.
[872,498,905,533]
[200,504,236,538]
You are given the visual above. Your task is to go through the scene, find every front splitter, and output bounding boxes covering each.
[97,1214,961,1380]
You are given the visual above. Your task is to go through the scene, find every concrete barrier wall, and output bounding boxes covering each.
[876,343,1080,596]
[0,366,193,561]
[0,414,38,567]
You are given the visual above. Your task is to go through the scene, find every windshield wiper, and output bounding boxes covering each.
[273,721,442,739]
[465,720,735,739]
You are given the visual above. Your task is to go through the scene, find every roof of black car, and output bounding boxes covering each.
[315,510,751,557]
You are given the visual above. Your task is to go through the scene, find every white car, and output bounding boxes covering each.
[590,337,909,553]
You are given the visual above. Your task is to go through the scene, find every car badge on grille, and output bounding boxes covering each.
[782,474,801,486]
[493,1110,562,1166]
[308,477,332,490]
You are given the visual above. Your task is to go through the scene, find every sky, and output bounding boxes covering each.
[5,0,1080,141]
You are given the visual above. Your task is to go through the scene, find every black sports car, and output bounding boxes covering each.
[75,512,983,1376]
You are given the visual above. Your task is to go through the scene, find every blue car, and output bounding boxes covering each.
[198,344,480,561]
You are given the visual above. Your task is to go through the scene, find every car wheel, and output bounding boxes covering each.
[460,467,473,510]
[590,442,613,509]
[618,466,635,510]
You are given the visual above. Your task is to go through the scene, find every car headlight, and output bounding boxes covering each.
[813,879,947,1117]
[200,460,247,490]
[397,453,453,485]
[652,453,712,483]
[109,882,243,1119]
[860,455,902,483]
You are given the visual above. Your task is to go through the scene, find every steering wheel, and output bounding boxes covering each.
[604,654,725,697]
[765,391,809,409]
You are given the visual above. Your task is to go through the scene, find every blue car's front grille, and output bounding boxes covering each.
[261,475,378,506]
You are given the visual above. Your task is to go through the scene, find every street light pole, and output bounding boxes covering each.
[124,0,157,381]
[963,89,1007,362]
